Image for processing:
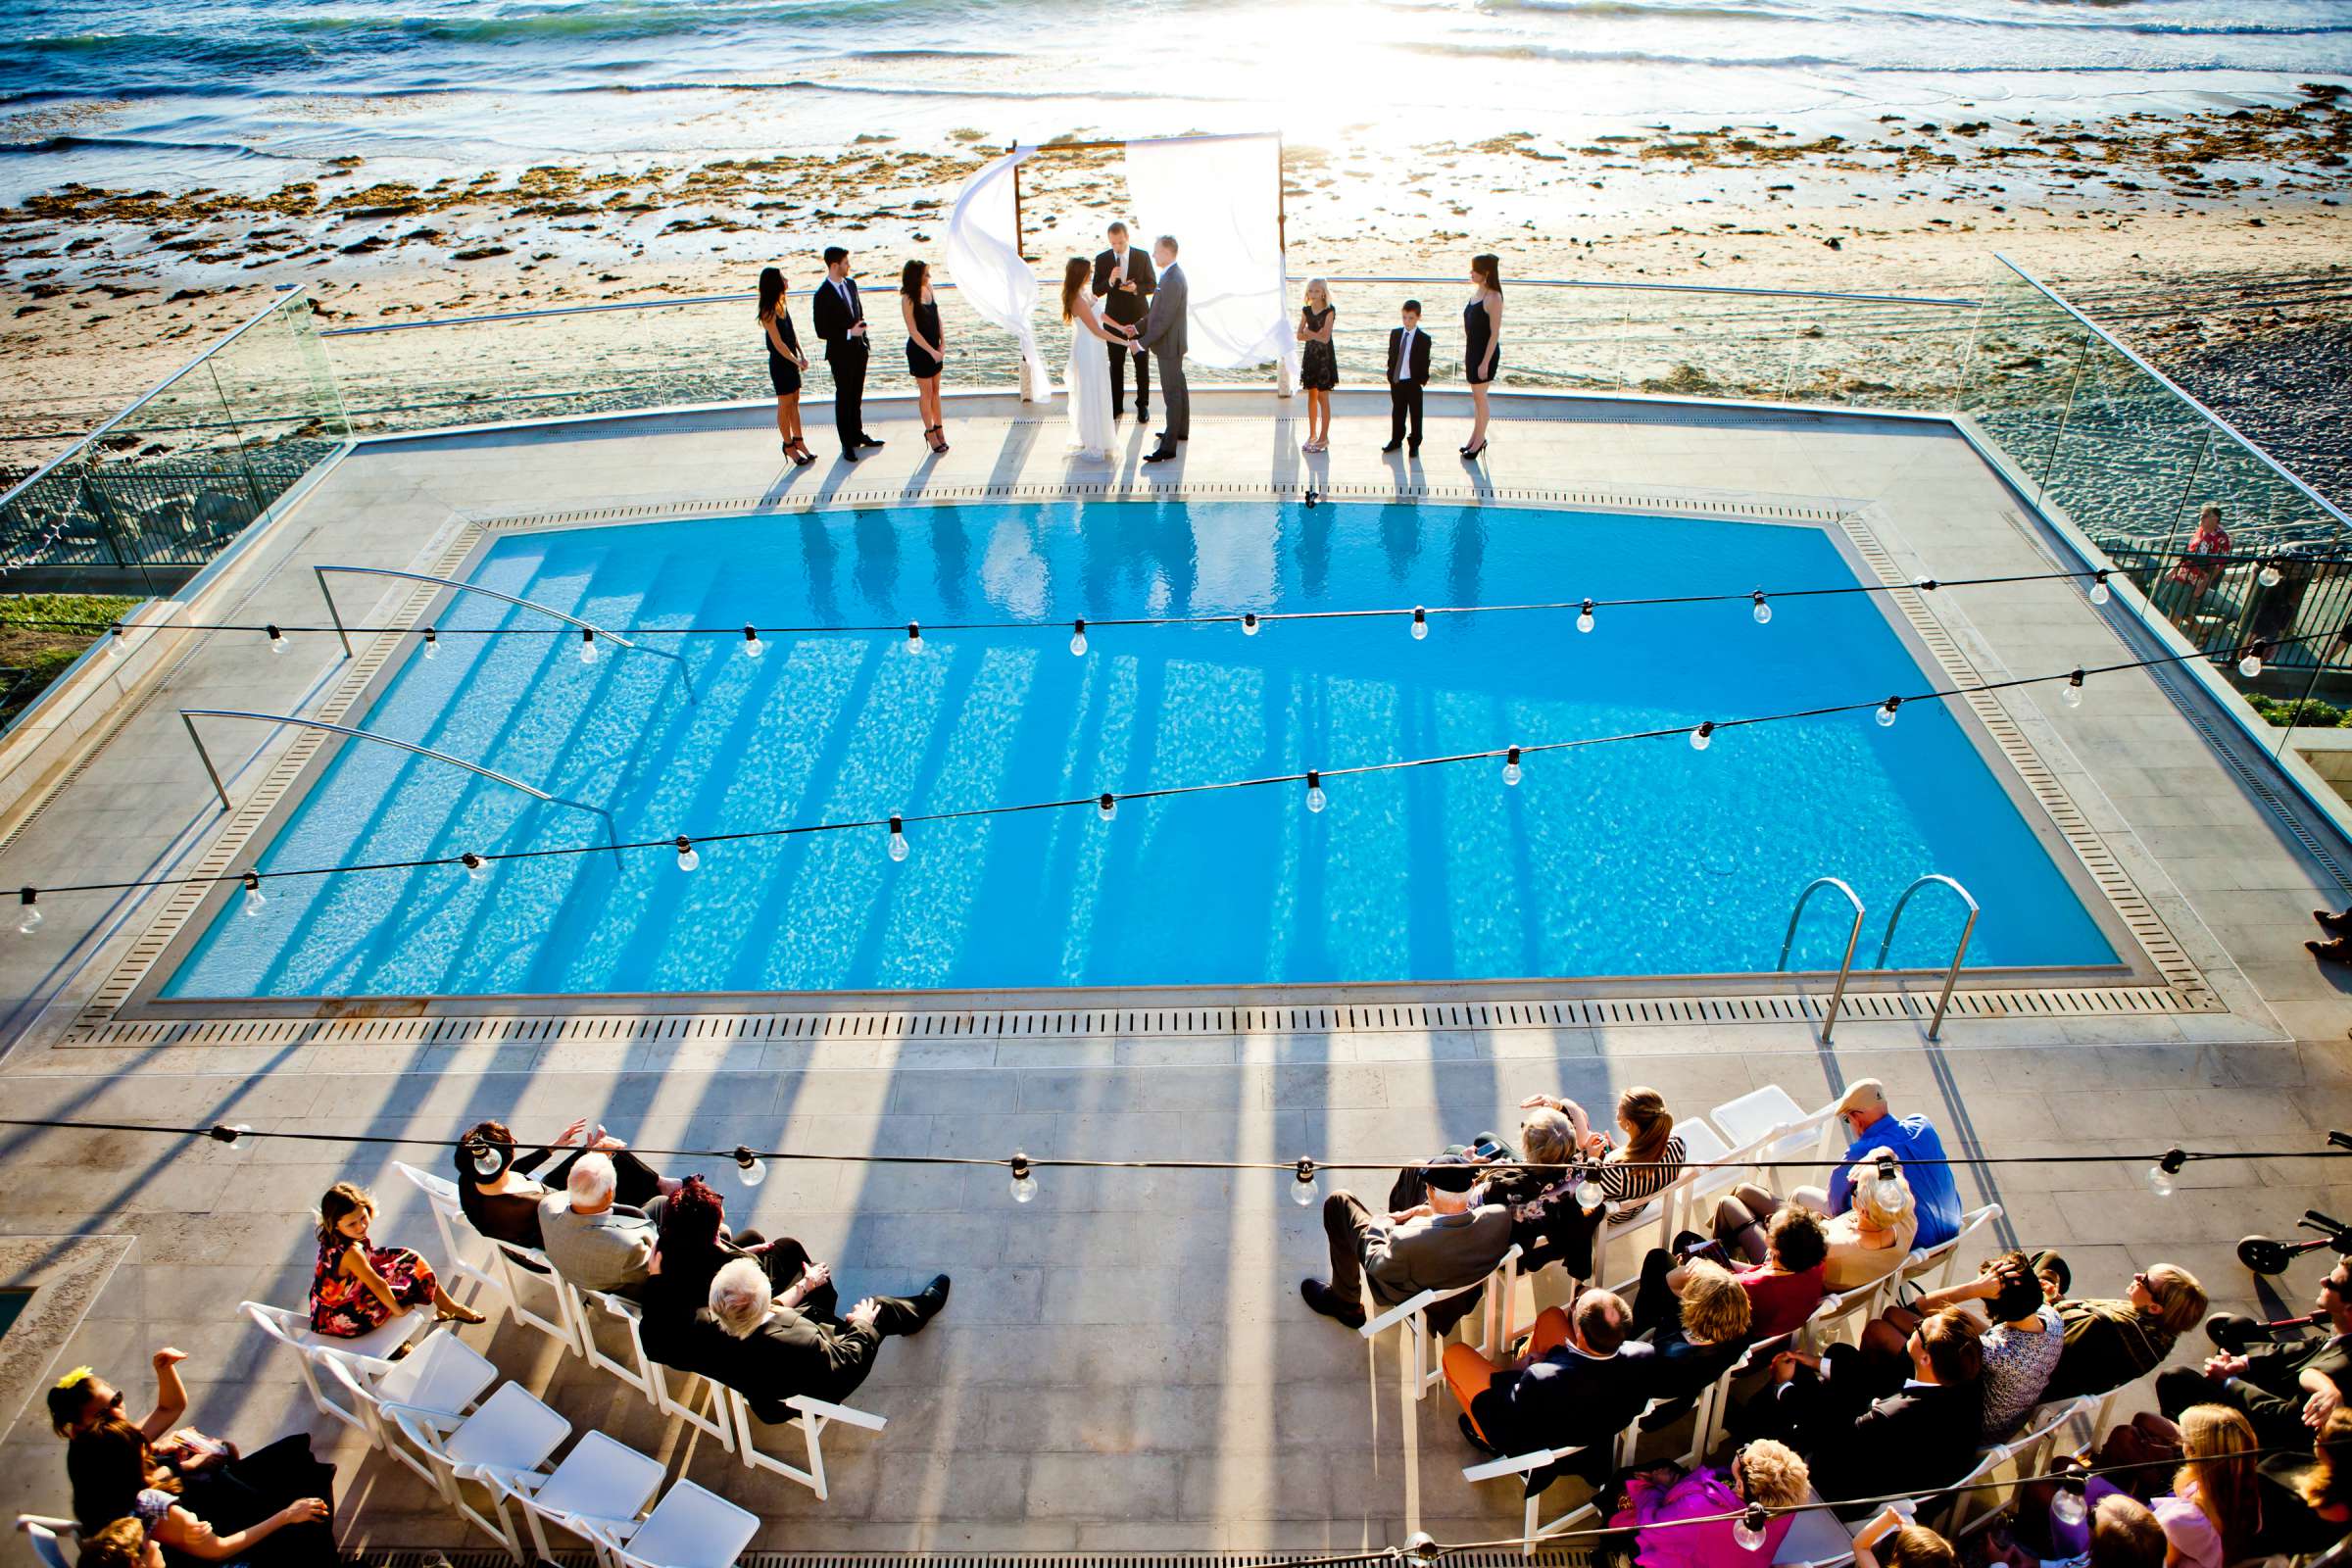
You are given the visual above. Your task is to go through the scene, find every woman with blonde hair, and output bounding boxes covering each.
[1059,256,1128,459]
[307,1181,481,1338]
[1609,1437,1810,1568]
[1296,278,1337,453]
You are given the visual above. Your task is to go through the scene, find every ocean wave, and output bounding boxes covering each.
[1481,0,2352,34]
[0,131,296,161]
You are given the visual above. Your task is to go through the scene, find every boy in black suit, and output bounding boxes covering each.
[1384,300,1432,457]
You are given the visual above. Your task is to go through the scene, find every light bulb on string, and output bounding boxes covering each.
[2061,669,2085,708]
[208,1123,251,1150]
[906,620,924,653]
[240,869,265,918]
[888,814,909,862]
[1574,1173,1605,1210]
[2051,1485,2088,1529]
[1098,792,1117,823]
[462,852,489,883]
[467,1138,507,1178]
[16,888,40,938]
[1914,576,1939,593]
[421,626,439,661]
[1576,598,1595,634]
[1876,696,1901,728]
[674,835,700,872]
[2261,560,2284,588]
[734,1145,767,1189]
[267,624,286,656]
[1410,607,1428,641]
[1690,721,1714,752]
[1069,618,1088,657]
[2147,1147,2187,1198]
[1292,1156,1319,1206]
[2238,643,2266,679]
[2088,570,2111,606]
[742,625,765,660]
[107,626,125,659]
[1402,1533,1441,1568]
[1751,591,1772,626]
[1304,770,1327,813]
[1008,1152,1037,1204]
[1733,1506,1770,1553]
[1502,746,1522,787]
[578,628,599,664]
[1242,612,1260,637]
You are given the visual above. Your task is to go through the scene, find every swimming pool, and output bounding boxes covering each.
[159,500,2120,1000]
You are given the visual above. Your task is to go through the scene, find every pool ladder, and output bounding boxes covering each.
[1776,873,1981,1042]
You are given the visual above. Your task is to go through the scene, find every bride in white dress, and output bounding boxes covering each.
[1060,257,1127,459]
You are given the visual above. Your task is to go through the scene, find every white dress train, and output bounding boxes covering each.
[1064,298,1117,460]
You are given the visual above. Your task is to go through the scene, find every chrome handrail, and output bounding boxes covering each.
[312,564,695,704]
[1874,873,1980,1041]
[1778,875,1866,1043]
[179,708,622,865]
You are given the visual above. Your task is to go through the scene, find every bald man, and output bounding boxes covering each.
[1817,1079,1961,1250]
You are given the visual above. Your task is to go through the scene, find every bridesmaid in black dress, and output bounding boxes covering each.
[758,267,813,465]
[1463,252,1502,460]
[1296,278,1337,453]
[902,259,949,454]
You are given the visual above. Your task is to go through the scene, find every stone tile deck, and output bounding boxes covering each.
[1,387,2348,1553]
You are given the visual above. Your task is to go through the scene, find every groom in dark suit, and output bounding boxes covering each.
[1134,234,1188,464]
[809,245,884,463]
[1091,220,1155,424]
[1384,299,1433,456]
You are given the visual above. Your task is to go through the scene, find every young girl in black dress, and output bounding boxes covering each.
[759,267,813,466]
[1463,253,1503,460]
[1296,278,1337,453]
[902,259,949,454]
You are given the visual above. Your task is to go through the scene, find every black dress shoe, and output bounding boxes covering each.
[840,447,862,462]
[858,434,885,450]
[2318,907,2352,935]
[1299,1277,1365,1330]
[1381,440,1401,454]
[912,1273,951,1329]
[1408,442,1421,458]
[1136,405,1151,422]
[1458,1414,1500,1456]
[1143,447,1177,465]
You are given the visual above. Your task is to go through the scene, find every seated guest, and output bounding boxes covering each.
[1731,1206,1831,1338]
[1631,1255,1754,1400]
[2158,1254,2351,1449]
[2042,1263,2207,1401]
[683,1255,948,1417]
[1299,1186,1514,1336]
[2258,1406,2352,1554]
[2086,1405,2261,1568]
[1444,1288,1652,1481]
[640,1175,816,1359]
[69,1418,331,1566]
[1861,1250,2061,1441]
[1390,1106,1575,1215]
[74,1517,161,1568]
[2089,1494,2169,1568]
[1712,1155,1916,1296]
[1814,1079,1961,1251]
[539,1152,667,1301]
[1607,1437,1811,1568]
[456,1117,671,1250]
[1520,1086,1685,1226]
[308,1181,483,1338]
[1756,1306,1984,1514]
[50,1348,199,1452]
[1851,1509,1958,1568]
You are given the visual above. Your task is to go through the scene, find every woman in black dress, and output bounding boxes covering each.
[758,267,813,466]
[1296,277,1337,453]
[902,259,949,454]
[1463,252,1502,460]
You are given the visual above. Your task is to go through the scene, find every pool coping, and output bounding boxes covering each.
[78,480,2206,1037]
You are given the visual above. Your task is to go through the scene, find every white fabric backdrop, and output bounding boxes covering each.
[944,147,1053,395]
[1122,134,1297,375]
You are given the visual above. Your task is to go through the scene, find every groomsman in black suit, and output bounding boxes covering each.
[1384,300,1433,456]
[1092,220,1156,423]
[810,246,884,462]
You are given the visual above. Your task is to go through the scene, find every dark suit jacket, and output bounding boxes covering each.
[664,1306,881,1422]
[1091,247,1156,326]
[1136,262,1187,360]
[2231,1334,2352,1431]
[1388,326,1433,386]
[1799,1378,1984,1511]
[809,275,866,359]
[1472,1341,1656,1474]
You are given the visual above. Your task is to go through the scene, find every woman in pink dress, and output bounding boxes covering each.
[1609,1439,1810,1568]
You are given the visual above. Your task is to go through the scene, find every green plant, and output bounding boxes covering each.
[2249,693,2348,728]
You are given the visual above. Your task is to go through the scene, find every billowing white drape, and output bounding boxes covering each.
[945,147,1052,396]
[1123,134,1296,375]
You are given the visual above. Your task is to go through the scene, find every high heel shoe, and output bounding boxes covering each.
[787,439,815,467]
[1460,439,1489,460]
[926,424,949,455]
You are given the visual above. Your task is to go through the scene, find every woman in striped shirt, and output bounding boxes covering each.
[1519,1086,1687,1225]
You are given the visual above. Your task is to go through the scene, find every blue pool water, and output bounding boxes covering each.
[162,502,2118,999]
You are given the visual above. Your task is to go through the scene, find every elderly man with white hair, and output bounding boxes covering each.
[538,1151,668,1301]
[685,1255,949,1415]
[1811,1078,1961,1251]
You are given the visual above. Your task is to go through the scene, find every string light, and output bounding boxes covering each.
[1576,598,1594,634]
[1877,696,1901,728]
[1401,1534,1441,1568]
[1069,618,1088,657]
[1501,746,1522,787]
[2239,642,2266,678]
[1690,721,1714,752]
[467,1138,505,1178]
[266,624,286,656]
[2089,569,2112,605]
[208,1123,250,1149]
[1008,1152,1037,1203]
[2147,1147,2187,1199]
[16,888,38,938]
[1242,612,1260,637]
[674,835,700,872]
[1751,590,1771,626]
[1098,792,1117,822]
[461,852,488,882]
[888,814,909,862]
[1732,1506,1770,1552]
[421,626,439,661]
[2051,1480,2089,1528]
[1292,1156,1319,1206]
[907,620,924,652]
[2260,561,2284,588]
[1914,576,1939,593]
[578,628,598,664]
[1574,1173,1605,1209]
[734,1145,767,1188]
[741,625,764,660]
[107,626,125,659]
[2064,668,2085,708]
[1411,607,1428,640]
[1304,770,1326,813]
[240,869,265,917]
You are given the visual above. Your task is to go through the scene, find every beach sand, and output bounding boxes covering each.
[4,87,2349,500]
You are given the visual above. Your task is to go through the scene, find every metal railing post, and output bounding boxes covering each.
[1874,873,1981,1041]
[1778,876,1866,1044]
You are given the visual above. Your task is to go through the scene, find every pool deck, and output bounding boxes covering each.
[2,387,2351,1555]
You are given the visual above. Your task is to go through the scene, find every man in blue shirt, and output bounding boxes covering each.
[1817,1079,1961,1251]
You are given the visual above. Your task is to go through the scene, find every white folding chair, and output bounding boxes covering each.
[240,1299,428,1440]
[649,1358,736,1456]
[1801,1287,1880,1350]
[396,1160,505,1316]
[725,1386,889,1499]
[489,1238,581,1356]
[1669,1119,1745,1243]
[589,1476,760,1568]
[386,1380,573,1559]
[1712,1086,1822,1152]
[318,1326,498,1466]
[1463,1423,1640,1557]
[1935,1444,2015,1540]
[485,1429,666,1564]
[1361,1243,1522,1534]
[1771,1491,1859,1568]
[2006,1393,2100,1474]
[15,1517,75,1568]
[567,1282,659,1404]
[1688,1326,1797,1465]
[1894,1203,2004,1297]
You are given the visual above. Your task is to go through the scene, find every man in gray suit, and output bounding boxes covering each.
[1301,1186,1514,1335]
[1133,233,1188,464]
[539,1152,664,1300]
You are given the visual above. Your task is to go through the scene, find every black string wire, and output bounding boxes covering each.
[13,618,2340,903]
